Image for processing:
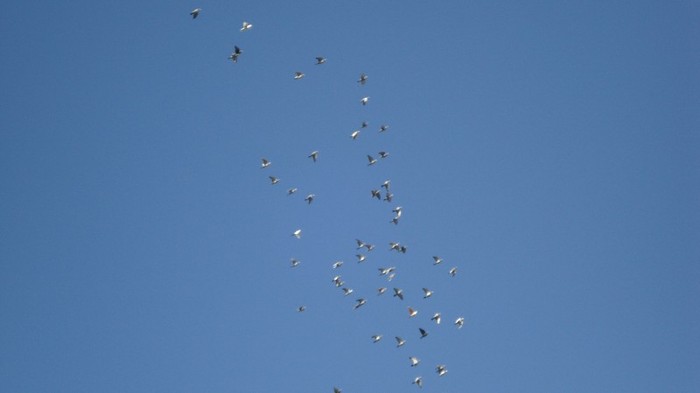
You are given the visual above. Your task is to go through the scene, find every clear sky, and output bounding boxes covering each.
[1,1,699,392]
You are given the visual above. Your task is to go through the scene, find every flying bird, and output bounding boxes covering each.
[360,96,369,105]
[354,298,366,310]
[287,187,298,195]
[436,364,448,376]
[269,176,280,185]
[409,356,421,367]
[358,73,368,85]
[379,124,389,132]
[419,328,428,338]
[361,121,369,128]
[384,192,394,202]
[290,258,300,267]
[367,155,377,165]
[422,288,434,299]
[240,21,253,31]
[371,189,381,200]
[292,229,302,239]
[395,336,406,347]
[408,307,418,318]
[364,243,375,251]
[332,275,344,287]
[304,194,315,204]
[294,72,305,80]
[190,8,201,18]
[332,261,343,269]
[377,287,387,295]
[356,239,366,249]
[228,46,242,62]
[315,56,326,65]
[431,312,442,325]
[308,150,319,162]
[342,287,354,296]
[297,305,306,312]
[455,317,465,329]
[351,130,361,140]
[378,267,396,276]
[390,242,401,252]
[449,267,458,277]
[356,254,366,263]
[432,256,443,265]
[378,151,389,158]
[334,387,342,393]
[393,287,404,300]
[412,376,423,388]
[381,180,391,191]
[372,335,383,343]
[260,158,271,168]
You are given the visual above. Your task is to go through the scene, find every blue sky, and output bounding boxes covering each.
[1,1,699,392]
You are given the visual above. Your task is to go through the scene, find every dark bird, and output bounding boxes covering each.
[358,73,368,85]
[315,56,327,64]
[419,327,428,338]
[229,46,242,62]
[190,8,201,19]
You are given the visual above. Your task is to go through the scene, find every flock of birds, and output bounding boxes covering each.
[189,8,466,391]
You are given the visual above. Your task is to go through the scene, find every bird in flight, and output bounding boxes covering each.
[361,121,369,128]
[409,356,421,367]
[297,305,306,312]
[360,96,369,105]
[433,256,443,265]
[419,328,428,338]
[332,261,343,269]
[422,288,434,299]
[354,298,366,310]
[342,287,353,296]
[455,317,465,329]
[290,258,300,268]
[408,307,418,318]
[304,194,315,204]
[356,254,366,263]
[449,267,458,277]
[308,150,319,162]
[315,56,326,65]
[436,364,448,376]
[378,151,389,159]
[294,71,305,80]
[412,376,423,388]
[395,336,406,347]
[287,187,297,195]
[379,124,389,133]
[260,158,271,168]
[240,21,253,31]
[292,229,302,239]
[351,130,361,140]
[190,8,201,19]
[431,312,442,325]
[371,189,381,200]
[269,176,280,185]
[367,155,377,166]
[372,335,383,343]
[393,287,404,300]
[377,287,387,295]
[358,73,368,85]
[229,46,242,63]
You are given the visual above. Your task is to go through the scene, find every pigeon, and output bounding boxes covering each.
[229,46,242,62]
[356,254,366,263]
[399,245,407,253]
[332,275,344,287]
[358,73,368,85]
[332,261,343,269]
[361,121,369,128]
[190,8,201,19]
[378,267,396,276]
[371,189,381,200]
[395,336,406,347]
[351,130,361,140]
[304,194,315,204]
[260,158,271,168]
[292,229,302,239]
[315,56,326,65]
[294,71,305,80]
[287,187,298,195]
[449,267,458,277]
[372,335,383,343]
[393,206,403,216]
[297,305,306,312]
[409,356,421,367]
[387,272,396,281]
[391,217,400,225]
[290,258,300,267]
[455,317,465,329]
[390,242,401,252]
[378,151,389,158]
[269,176,280,185]
[422,288,433,299]
[384,192,394,202]
[360,96,369,105]
[364,243,375,252]
[308,150,319,162]
[240,21,253,31]
[354,298,366,310]
[412,376,423,388]
[377,287,387,295]
[431,312,442,325]
[343,287,354,296]
[381,180,391,191]
[433,256,443,265]
[334,387,342,393]
[408,307,418,318]
[379,124,389,133]
[367,155,377,165]
[436,365,448,377]
[393,287,404,300]
[419,328,428,338]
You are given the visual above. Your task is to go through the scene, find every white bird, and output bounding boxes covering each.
[395,336,406,347]
[455,317,465,329]
[412,376,423,388]
[260,158,271,168]
[449,267,458,277]
[228,46,242,63]
[408,307,418,318]
[387,272,396,281]
[378,267,396,276]
[332,261,343,269]
[190,8,201,19]
[419,327,428,338]
[332,275,344,287]
[433,256,443,265]
[358,73,368,85]
[379,124,389,132]
[308,150,319,162]
[294,71,305,80]
[409,356,421,367]
[422,288,434,299]
[390,242,401,252]
[342,287,353,296]
[292,229,302,239]
[393,287,404,300]
[315,56,326,65]
[360,96,369,105]
[354,298,366,310]
[297,305,306,312]
[304,194,315,204]
[431,312,442,325]
[377,287,387,295]
[351,130,361,140]
[381,179,391,191]
[356,254,366,263]
[240,21,253,31]
[269,176,280,185]
[372,335,383,343]
[287,187,298,195]
[367,155,377,165]
[436,364,448,377]
[290,258,300,267]
[393,206,403,216]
